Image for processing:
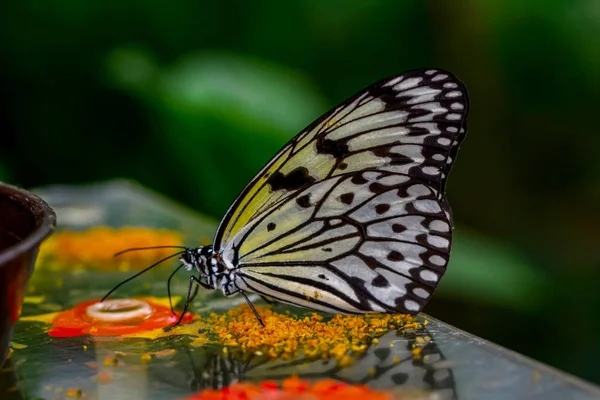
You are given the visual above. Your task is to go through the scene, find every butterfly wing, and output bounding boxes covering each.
[214,69,468,314]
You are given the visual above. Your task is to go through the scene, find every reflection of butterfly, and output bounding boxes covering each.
[153,326,456,399]
[106,69,469,325]
[245,328,456,398]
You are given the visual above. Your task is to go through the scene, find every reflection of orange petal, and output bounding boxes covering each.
[282,375,309,393]
[151,349,177,358]
[187,376,393,400]
[84,362,98,370]
[96,371,112,384]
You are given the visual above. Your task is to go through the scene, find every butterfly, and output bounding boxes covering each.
[104,68,469,326]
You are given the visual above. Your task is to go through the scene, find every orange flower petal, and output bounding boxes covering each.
[45,298,194,337]
[38,227,185,270]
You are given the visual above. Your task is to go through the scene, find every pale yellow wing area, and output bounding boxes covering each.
[213,96,365,247]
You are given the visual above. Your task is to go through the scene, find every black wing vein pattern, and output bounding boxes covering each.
[215,68,469,315]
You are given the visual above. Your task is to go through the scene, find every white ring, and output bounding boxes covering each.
[86,299,153,322]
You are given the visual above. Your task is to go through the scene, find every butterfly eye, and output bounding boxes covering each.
[181,250,193,265]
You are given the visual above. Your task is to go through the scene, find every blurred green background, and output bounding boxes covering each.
[1,0,599,385]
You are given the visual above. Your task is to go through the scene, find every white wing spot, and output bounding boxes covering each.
[427,235,449,249]
[378,174,410,186]
[364,171,382,180]
[447,126,458,133]
[393,77,422,91]
[404,300,420,312]
[425,69,437,75]
[444,82,458,88]
[414,199,442,213]
[407,184,431,197]
[437,137,452,146]
[430,219,450,232]
[446,91,462,98]
[446,113,462,121]
[384,76,403,87]
[420,270,438,282]
[414,288,430,298]
[451,102,464,110]
[422,166,439,175]
[432,74,448,82]
[432,154,445,161]
[429,255,446,266]
[401,87,441,104]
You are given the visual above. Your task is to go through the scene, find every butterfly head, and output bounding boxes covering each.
[180,246,216,285]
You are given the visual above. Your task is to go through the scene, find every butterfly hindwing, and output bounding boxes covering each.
[221,170,451,314]
[214,69,469,314]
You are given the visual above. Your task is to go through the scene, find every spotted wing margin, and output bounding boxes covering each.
[214,68,469,250]
[219,169,454,314]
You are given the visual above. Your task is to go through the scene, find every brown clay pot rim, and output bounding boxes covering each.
[0,182,57,266]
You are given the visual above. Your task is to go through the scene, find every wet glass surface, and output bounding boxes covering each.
[2,180,599,400]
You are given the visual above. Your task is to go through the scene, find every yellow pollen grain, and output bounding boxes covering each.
[140,354,152,363]
[65,388,82,398]
[206,305,420,364]
[412,347,423,358]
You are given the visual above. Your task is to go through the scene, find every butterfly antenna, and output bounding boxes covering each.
[167,263,185,314]
[114,245,188,257]
[101,251,185,302]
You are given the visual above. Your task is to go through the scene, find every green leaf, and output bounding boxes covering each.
[106,49,328,217]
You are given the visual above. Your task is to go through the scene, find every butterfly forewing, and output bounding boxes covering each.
[214,69,468,315]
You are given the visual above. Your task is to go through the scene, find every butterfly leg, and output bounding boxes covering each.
[167,263,185,314]
[188,281,201,305]
[238,291,265,327]
[166,275,210,330]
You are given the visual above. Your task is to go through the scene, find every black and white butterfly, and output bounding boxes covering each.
[106,68,469,325]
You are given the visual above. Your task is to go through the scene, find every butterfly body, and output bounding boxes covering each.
[175,68,469,321]
[180,246,242,298]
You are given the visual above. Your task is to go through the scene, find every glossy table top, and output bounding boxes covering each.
[2,180,599,400]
